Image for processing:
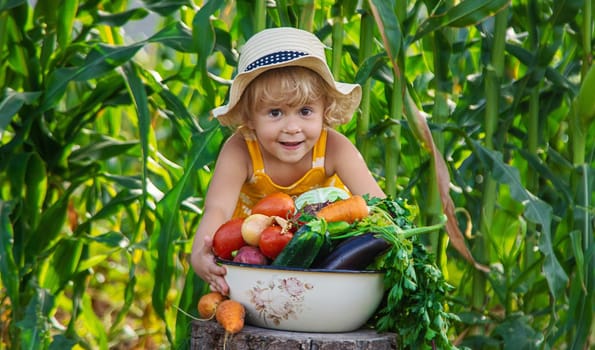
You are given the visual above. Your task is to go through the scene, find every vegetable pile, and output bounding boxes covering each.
[211,188,458,349]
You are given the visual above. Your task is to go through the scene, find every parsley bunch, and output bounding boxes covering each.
[366,197,459,349]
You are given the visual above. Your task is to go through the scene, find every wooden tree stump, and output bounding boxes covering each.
[191,320,397,350]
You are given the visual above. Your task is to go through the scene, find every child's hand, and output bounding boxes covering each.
[193,236,230,295]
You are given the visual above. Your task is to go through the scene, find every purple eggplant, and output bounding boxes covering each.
[313,232,391,270]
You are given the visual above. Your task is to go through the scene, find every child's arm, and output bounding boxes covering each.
[325,129,386,199]
[190,133,250,294]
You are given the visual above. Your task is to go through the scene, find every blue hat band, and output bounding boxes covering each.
[244,51,309,72]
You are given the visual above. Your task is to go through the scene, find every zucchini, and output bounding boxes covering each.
[311,231,334,267]
[272,218,327,268]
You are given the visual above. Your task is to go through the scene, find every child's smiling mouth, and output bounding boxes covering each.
[279,140,304,148]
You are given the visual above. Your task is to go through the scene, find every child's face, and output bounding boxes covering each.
[248,98,325,165]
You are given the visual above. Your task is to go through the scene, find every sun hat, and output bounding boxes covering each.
[212,27,362,127]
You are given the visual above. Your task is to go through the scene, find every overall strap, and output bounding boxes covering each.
[240,128,266,174]
[311,128,328,168]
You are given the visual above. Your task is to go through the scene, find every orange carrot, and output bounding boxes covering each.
[197,292,226,319]
[316,195,369,223]
[216,299,246,334]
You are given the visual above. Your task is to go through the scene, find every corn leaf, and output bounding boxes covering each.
[577,64,595,124]
[192,0,222,60]
[69,139,139,163]
[97,7,149,26]
[80,293,108,349]
[475,142,568,298]
[24,152,47,233]
[175,269,209,349]
[57,0,77,49]
[16,285,54,349]
[370,0,489,273]
[41,238,83,294]
[142,0,190,16]
[550,0,583,25]
[41,43,143,112]
[149,127,221,343]
[148,22,195,53]
[369,0,402,62]
[74,190,143,235]
[0,0,25,12]
[0,91,41,131]
[412,0,510,42]
[27,193,69,260]
[0,201,19,307]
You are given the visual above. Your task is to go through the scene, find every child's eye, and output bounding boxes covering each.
[268,109,283,118]
[300,107,313,116]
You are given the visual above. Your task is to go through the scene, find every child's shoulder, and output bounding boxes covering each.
[326,128,354,148]
[220,131,250,158]
[226,130,247,144]
[324,128,360,166]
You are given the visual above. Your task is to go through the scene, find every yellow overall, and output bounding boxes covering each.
[232,128,349,218]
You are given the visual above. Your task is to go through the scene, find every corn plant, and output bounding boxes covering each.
[1,0,593,349]
[0,0,217,348]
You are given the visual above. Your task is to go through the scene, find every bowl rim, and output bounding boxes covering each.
[218,259,385,275]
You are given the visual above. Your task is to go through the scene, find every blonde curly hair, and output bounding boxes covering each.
[230,66,353,128]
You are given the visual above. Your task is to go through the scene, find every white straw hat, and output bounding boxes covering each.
[212,27,362,127]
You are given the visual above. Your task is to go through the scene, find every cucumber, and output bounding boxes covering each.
[272,218,327,268]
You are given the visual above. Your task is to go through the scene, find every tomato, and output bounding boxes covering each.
[251,192,295,219]
[212,218,246,260]
[258,225,294,260]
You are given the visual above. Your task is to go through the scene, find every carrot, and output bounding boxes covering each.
[316,195,369,223]
[216,299,246,334]
[197,292,226,320]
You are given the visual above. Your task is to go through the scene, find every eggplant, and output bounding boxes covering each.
[312,232,391,270]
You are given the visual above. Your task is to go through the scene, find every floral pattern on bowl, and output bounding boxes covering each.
[248,276,313,326]
[223,260,385,332]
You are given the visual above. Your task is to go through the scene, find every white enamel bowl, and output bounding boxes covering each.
[221,260,385,333]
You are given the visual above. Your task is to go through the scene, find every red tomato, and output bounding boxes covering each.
[251,192,295,219]
[258,225,294,260]
[212,218,246,260]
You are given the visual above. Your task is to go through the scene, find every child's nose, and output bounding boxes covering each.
[283,117,302,134]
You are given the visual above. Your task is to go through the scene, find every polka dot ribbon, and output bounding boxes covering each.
[244,51,309,72]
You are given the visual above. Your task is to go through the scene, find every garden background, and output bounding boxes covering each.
[0,0,593,349]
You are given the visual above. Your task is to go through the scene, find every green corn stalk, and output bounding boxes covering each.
[522,85,540,312]
[254,0,267,32]
[275,0,292,26]
[298,0,315,32]
[330,2,344,78]
[473,6,509,326]
[581,0,593,75]
[383,1,405,199]
[566,44,595,349]
[426,1,456,271]
[522,0,540,309]
[366,0,403,198]
[384,77,402,198]
[357,1,375,160]
[0,11,9,85]
[372,0,489,279]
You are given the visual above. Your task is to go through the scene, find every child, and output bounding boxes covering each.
[191,27,385,294]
